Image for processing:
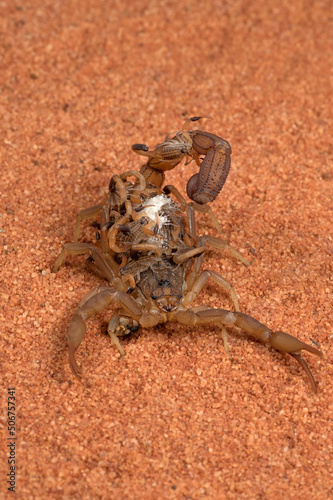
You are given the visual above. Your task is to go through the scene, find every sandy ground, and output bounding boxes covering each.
[1,0,332,498]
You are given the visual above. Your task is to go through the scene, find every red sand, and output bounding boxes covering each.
[1,1,332,498]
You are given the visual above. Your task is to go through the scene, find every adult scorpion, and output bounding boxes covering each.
[53,145,322,391]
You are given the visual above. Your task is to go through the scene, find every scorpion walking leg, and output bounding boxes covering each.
[181,230,239,353]
[183,270,240,312]
[68,287,142,378]
[108,175,128,205]
[73,204,105,243]
[203,234,251,266]
[88,247,116,282]
[164,185,222,234]
[163,193,196,242]
[180,230,241,311]
[99,205,113,255]
[86,257,112,280]
[163,185,188,210]
[172,246,206,264]
[162,185,203,241]
[70,202,116,270]
[107,215,131,253]
[191,308,323,392]
[131,243,163,256]
[189,202,222,233]
[52,243,94,273]
[52,243,116,282]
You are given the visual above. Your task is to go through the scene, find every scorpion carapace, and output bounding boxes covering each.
[131,117,232,205]
[53,169,322,392]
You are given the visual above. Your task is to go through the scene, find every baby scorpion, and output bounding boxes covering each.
[53,173,322,392]
[132,116,232,205]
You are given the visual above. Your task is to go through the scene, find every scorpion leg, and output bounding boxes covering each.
[173,246,206,264]
[163,185,222,234]
[89,247,117,282]
[178,215,242,312]
[68,287,142,378]
[188,202,222,233]
[163,184,197,241]
[52,243,94,273]
[86,257,111,280]
[108,175,128,205]
[203,234,251,266]
[107,215,131,253]
[187,305,230,357]
[73,204,105,242]
[183,270,240,312]
[190,308,323,392]
[163,184,188,210]
[130,243,163,257]
[52,243,116,283]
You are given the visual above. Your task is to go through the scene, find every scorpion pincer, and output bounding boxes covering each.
[131,117,232,205]
[53,174,323,392]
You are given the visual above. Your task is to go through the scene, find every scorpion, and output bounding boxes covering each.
[53,131,323,391]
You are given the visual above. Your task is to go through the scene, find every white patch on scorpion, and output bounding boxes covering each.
[141,194,176,245]
[142,194,170,224]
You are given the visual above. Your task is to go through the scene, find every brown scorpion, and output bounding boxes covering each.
[132,116,232,205]
[53,170,322,392]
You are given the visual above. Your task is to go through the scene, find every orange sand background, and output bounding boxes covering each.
[1,1,332,498]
